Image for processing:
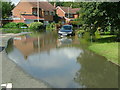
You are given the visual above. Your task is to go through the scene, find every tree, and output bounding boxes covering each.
[1,1,15,19]
[50,2,81,8]
[78,2,120,38]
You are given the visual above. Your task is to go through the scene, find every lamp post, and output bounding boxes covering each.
[37,0,40,22]
[68,7,70,19]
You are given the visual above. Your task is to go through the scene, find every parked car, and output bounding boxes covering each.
[58,25,75,36]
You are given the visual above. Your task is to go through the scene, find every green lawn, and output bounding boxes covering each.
[89,35,119,65]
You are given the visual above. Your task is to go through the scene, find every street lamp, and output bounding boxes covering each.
[37,0,40,22]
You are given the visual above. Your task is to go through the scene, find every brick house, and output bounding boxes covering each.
[12,0,55,25]
[13,34,57,59]
[56,6,80,23]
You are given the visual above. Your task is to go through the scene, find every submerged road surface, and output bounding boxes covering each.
[1,32,49,88]
[5,32,119,88]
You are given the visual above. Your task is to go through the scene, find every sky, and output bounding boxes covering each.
[10,0,76,5]
[11,0,20,5]
[10,0,118,5]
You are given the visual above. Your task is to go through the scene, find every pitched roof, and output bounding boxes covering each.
[22,14,44,20]
[29,1,55,12]
[58,6,80,14]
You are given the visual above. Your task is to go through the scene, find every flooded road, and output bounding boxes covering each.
[6,33,119,88]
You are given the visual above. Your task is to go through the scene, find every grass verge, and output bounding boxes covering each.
[88,35,119,66]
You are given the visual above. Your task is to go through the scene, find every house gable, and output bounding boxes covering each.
[56,6,66,17]
[12,1,55,22]
[12,2,34,18]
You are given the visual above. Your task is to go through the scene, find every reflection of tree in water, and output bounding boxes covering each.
[6,38,14,53]
[74,49,119,88]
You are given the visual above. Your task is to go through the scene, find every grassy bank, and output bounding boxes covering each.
[88,35,119,65]
[89,42,119,65]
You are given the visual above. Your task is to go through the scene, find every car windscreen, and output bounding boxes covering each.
[62,26,72,30]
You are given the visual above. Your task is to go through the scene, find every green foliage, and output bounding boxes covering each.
[2,1,15,18]
[89,42,119,65]
[3,22,28,29]
[78,2,120,37]
[83,32,91,41]
[17,23,28,28]
[53,14,60,23]
[77,30,85,34]
[3,29,21,33]
[46,22,56,32]
[95,28,101,39]
[56,21,63,29]
[50,2,81,8]
[3,22,18,28]
[29,22,44,31]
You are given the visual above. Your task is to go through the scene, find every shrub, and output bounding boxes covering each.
[29,22,44,31]
[46,22,56,32]
[95,28,101,39]
[3,29,21,33]
[3,22,17,28]
[77,30,85,34]
[83,31,91,41]
[17,23,28,28]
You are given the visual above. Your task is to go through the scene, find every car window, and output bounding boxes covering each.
[62,26,72,30]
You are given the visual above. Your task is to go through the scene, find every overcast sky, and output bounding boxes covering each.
[11,0,20,5]
[10,0,76,5]
[10,0,118,5]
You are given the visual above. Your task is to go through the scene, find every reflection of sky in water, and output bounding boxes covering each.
[8,47,83,88]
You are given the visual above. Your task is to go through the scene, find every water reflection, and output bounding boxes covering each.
[6,33,119,88]
[75,49,119,88]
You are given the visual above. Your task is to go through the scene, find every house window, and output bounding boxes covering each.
[65,13,74,18]
[45,11,49,15]
[53,12,55,15]
[32,12,37,15]
[50,12,52,15]
[69,14,74,18]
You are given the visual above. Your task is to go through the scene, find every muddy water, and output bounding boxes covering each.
[6,33,119,88]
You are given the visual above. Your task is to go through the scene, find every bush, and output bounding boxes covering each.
[46,22,56,32]
[77,30,85,34]
[29,22,44,31]
[17,23,28,28]
[83,32,91,41]
[95,28,101,39]
[3,22,18,28]
[3,29,21,33]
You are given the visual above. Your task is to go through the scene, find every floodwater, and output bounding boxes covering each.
[6,32,119,88]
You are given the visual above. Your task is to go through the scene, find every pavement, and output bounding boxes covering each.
[0,32,49,89]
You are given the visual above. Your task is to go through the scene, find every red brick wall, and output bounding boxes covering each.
[12,2,33,18]
[56,8,65,17]
[44,15,53,21]
[12,2,54,21]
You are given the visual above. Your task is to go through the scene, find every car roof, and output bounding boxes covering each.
[62,25,73,27]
